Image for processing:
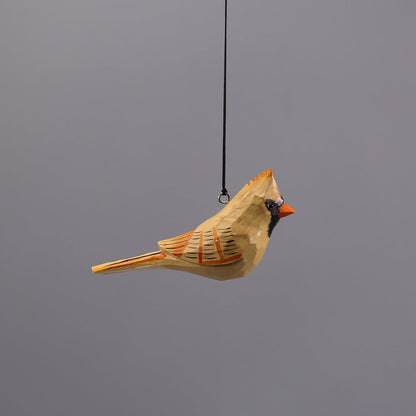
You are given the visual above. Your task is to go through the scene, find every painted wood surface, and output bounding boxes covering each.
[91,169,294,280]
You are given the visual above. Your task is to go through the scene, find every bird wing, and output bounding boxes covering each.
[158,226,242,266]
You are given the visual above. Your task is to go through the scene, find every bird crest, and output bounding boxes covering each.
[231,168,280,204]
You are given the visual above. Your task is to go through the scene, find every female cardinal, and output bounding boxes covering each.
[92,169,294,280]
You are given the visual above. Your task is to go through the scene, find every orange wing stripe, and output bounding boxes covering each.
[159,228,242,266]
[201,253,242,265]
[159,230,194,257]
[212,227,224,261]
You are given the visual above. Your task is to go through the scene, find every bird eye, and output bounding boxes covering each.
[265,199,275,211]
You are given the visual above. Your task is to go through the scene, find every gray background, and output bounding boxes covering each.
[1,1,415,415]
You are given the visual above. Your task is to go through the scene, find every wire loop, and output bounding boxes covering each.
[218,191,230,204]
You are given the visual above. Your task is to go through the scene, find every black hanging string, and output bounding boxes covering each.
[218,0,230,204]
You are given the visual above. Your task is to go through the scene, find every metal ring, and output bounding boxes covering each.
[218,192,231,204]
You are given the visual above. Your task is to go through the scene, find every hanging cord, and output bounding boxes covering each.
[218,0,230,205]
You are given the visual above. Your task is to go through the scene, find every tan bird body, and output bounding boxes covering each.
[92,169,294,280]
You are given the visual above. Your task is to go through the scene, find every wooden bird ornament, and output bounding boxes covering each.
[92,169,294,281]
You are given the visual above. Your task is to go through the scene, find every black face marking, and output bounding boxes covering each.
[264,198,283,237]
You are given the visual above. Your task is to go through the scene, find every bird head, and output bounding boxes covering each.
[226,169,295,237]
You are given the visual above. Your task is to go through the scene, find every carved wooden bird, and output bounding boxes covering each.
[92,169,294,280]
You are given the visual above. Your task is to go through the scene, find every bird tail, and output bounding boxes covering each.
[91,250,169,275]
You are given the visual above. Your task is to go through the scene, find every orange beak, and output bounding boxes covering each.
[278,203,295,218]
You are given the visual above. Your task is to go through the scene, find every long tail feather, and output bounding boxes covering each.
[92,250,167,275]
